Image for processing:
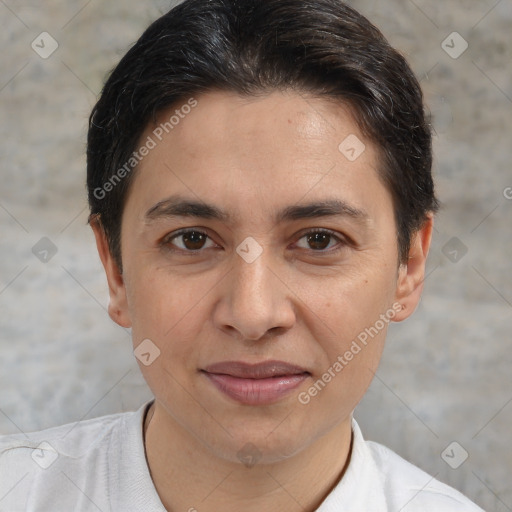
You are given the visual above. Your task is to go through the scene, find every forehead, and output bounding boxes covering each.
[125,89,392,227]
[158,90,360,162]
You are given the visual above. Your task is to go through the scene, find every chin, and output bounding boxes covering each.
[210,417,314,465]
[215,435,307,467]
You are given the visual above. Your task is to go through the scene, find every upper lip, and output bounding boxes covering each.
[202,360,310,379]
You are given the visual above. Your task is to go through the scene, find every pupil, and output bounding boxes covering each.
[308,233,330,250]
[184,232,205,250]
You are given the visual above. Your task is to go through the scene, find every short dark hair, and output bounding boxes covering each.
[87,0,439,270]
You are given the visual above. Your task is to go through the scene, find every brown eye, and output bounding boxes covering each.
[164,230,215,252]
[296,229,346,253]
[306,232,332,250]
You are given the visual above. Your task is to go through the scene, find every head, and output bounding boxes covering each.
[88,0,438,464]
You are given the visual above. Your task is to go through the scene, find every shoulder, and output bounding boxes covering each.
[366,440,484,511]
[0,409,126,461]
[0,409,135,509]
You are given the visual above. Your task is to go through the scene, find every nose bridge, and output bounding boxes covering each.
[221,239,294,340]
[233,240,275,311]
[235,243,271,300]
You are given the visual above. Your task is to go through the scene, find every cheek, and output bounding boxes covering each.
[126,267,195,345]
[299,279,394,421]
[128,272,204,395]
[301,264,396,404]
[313,264,396,342]
[321,267,397,396]
[126,267,217,377]
[297,330,387,430]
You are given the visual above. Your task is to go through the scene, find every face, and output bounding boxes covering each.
[93,89,432,464]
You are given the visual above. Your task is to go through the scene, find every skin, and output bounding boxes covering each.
[92,89,433,512]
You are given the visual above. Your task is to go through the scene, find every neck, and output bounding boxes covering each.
[143,401,353,512]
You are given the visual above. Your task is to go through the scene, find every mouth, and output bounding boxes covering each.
[201,360,311,405]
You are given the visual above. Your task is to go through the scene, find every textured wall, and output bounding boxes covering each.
[0,1,511,510]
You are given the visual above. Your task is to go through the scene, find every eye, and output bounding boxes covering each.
[162,229,216,253]
[295,229,347,253]
[161,228,348,255]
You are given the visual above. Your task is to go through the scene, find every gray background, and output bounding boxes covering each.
[0,0,511,510]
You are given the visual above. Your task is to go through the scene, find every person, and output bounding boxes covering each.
[0,0,485,510]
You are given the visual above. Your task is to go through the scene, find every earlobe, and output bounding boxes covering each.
[90,216,132,328]
[392,214,434,323]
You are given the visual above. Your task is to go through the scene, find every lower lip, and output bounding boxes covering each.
[203,372,309,405]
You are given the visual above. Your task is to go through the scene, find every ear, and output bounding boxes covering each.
[392,214,434,322]
[90,217,132,328]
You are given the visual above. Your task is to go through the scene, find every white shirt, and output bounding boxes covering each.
[0,399,484,511]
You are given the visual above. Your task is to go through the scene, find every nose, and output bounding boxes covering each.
[213,243,296,342]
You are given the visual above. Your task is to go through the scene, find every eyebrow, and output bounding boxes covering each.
[144,194,369,225]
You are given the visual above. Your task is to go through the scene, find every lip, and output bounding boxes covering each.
[201,360,311,405]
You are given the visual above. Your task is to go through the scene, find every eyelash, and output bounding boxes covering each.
[161,228,349,255]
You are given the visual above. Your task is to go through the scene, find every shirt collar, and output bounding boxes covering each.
[316,417,387,510]
[110,398,166,511]
[110,401,386,511]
